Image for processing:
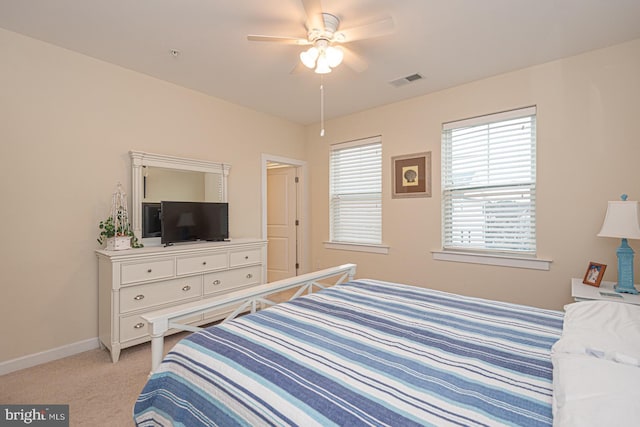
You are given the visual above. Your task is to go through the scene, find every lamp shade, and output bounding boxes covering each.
[325,46,344,68]
[598,200,640,239]
[300,47,318,69]
[314,54,332,74]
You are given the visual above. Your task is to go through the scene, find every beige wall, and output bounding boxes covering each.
[0,28,306,363]
[2,24,639,365]
[307,38,640,311]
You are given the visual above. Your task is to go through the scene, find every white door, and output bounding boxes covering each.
[267,166,298,282]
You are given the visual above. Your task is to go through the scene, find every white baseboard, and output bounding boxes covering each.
[0,337,100,376]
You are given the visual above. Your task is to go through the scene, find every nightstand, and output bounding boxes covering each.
[571,278,640,305]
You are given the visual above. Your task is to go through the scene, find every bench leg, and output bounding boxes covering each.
[149,334,165,375]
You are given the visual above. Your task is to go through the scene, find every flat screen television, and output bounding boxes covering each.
[160,201,229,245]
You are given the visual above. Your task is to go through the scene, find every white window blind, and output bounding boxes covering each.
[330,136,382,245]
[442,106,536,254]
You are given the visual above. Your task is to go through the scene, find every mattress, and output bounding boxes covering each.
[134,279,563,426]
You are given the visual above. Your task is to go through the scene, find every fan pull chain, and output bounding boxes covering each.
[320,80,325,137]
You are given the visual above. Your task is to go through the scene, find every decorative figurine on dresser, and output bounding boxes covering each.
[97,183,142,251]
[96,152,266,362]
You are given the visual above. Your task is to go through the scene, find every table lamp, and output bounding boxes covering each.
[597,194,640,294]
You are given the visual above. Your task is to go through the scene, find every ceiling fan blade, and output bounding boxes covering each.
[289,60,307,75]
[339,16,395,43]
[342,47,368,73]
[301,0,324,31]
[247,35,310,45]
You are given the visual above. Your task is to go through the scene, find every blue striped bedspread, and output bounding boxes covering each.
[134,279,563,426]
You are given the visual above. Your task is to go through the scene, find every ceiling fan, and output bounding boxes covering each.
[247,0,394,74]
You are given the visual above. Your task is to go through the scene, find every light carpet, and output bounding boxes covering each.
[0,332,187,427]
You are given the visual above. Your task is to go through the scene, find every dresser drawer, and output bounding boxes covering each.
[120,312,202,343]
[121,258,174,284]
[120,276,202,313]
[229,249,262,267]
[203,265,262,295]
[176,252,227,276]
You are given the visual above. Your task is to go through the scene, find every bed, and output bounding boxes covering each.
[133,265,564,426]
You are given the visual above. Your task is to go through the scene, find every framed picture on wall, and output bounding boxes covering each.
[391,152,432,198]
[583,262,606,287]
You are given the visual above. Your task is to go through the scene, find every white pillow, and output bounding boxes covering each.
[552,353,640,427]
[552,300,640,366]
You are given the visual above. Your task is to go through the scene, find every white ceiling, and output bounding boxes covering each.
[1,0,640,125]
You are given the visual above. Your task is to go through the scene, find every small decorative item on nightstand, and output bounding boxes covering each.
[583,262,606,287]
[597,194,640,294]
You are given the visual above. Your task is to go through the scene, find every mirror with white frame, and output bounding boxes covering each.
[130,151,231,245]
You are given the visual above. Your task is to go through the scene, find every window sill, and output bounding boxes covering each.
[432,250,552,271]
[324,241,389,255]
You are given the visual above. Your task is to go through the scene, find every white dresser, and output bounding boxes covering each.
[97,238,267,362]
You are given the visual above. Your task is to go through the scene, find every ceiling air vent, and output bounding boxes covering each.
[389,73,424,88]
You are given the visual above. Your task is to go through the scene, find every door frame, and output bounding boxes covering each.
[261,153,309,275]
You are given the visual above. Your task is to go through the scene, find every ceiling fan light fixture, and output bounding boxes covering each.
[325,46,343,68]
[300,47,319,68]
[314,54,332,74]
[300,39,341,73]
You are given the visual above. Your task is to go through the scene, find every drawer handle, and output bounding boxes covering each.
[245,256,249,260]
[212,279,221,286]
[134,322,145,329]
[246,273,253,279]
[134,294,145,301]
[202,261,207,265]
[182,285,191,292]
[147,269,152,273]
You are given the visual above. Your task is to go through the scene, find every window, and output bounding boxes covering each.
[442,106,536,255]
[329,136,382,246]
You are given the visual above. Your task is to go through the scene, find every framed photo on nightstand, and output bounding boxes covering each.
[583,262,606,287]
